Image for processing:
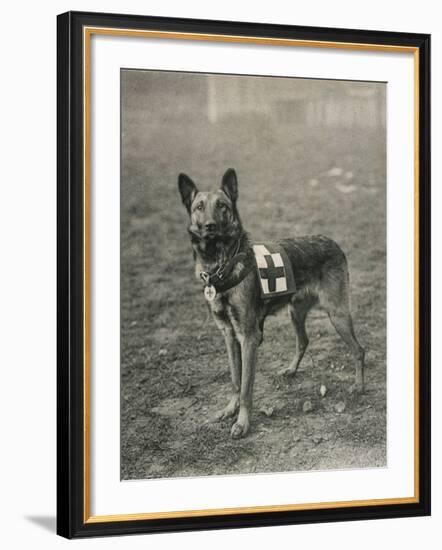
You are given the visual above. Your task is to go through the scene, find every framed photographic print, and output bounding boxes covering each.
[57,11,431,538]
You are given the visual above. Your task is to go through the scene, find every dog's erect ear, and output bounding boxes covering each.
[178,173,198,213]
[221,168,238,204]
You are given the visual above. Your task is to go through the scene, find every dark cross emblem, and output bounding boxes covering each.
[259,254,285,292]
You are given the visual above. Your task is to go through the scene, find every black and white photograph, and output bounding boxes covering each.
[0,0,435,544]
[120,69,387,481]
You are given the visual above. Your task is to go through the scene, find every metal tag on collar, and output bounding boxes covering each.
[204,285,217,302]
[200,272,216,301]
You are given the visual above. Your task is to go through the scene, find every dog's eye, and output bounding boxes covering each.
[196,202,204,211]
[216,201,227,211]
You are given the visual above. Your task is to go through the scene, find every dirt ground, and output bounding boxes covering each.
[120,71,386,480]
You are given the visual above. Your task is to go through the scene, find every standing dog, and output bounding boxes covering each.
[178,168,365,438]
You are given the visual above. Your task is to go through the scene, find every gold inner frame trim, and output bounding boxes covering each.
[82,26,420,524]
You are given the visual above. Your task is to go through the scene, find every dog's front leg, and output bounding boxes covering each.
[212,325,242,421]
[210,309,242,421]
[231,331,260,439]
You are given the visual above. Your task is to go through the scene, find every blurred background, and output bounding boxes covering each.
[120,70,386,480]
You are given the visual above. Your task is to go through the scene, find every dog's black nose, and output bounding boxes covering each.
[205,222,216,232]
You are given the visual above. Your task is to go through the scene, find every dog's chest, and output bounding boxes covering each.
[208,293,229,316]
[208,290,241,327]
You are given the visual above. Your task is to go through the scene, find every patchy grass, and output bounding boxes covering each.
[120,87,386,480]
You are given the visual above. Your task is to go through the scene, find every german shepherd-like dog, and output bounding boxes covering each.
[178,168,365,439]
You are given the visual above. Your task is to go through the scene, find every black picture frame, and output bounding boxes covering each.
[57,10,431,539]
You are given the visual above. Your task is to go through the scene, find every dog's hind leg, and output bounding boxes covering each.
[278,296,316,377]
[320,265,365,393]
[328,310,365,393]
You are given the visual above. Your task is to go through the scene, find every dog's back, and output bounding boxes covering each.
[278,235,349,304]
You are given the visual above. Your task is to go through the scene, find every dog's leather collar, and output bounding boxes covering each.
[200,237,254,293]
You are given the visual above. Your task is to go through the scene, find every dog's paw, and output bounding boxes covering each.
[210,397,239,423]
[230,420,250,439]
[210,407,235,423]
[277,366,298,378]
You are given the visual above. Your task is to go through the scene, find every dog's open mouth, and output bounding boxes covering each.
[202,231,218,240]
[188,228,226,256]
[188,226,222,242]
